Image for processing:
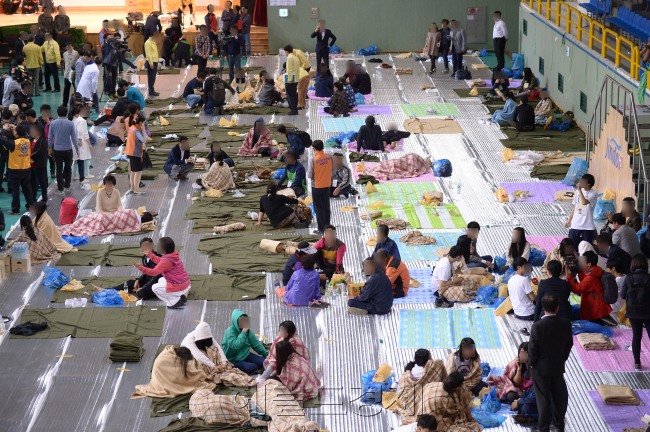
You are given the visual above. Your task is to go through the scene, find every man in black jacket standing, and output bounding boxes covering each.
[529,294,573,432]
[311,20,336,75]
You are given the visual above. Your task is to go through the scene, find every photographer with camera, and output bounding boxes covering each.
[102,34,121,100]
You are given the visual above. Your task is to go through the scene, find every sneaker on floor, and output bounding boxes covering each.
[312,229,323,235]
[80,180,89,184]
[348,307,368,315]
[63,188,70,193]
[150,91,160,97]
[178,174,189,181]
[180,294,188,305]
[139,181,145,188]
[169,175,179,181]
[132,191,146,196]
[168,299,185,309]
[85,174,95,179]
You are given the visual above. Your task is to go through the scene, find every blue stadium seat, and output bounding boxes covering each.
[607,7,630,27]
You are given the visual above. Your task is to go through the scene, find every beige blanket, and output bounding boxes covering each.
[132,345,216,399]
[252,379,320,432]
[393,359,448,425]
[404,118,464,135]
[201,346,256,388]
[597,384,640,405]
[190,389,266,426]
[577,333,615,351]
[422,382,482,432]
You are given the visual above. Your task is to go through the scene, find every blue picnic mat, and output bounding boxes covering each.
[321,117,366,132]
[395,231,461,262]
[399,308,502,349]
[395,268,435,304]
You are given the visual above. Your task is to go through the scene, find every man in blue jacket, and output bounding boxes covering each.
[276,124,305,158]
[164,136,194,181]
[277,151,306,197]
[225,27,245,82]
[348,258,393,315]
[311,20,336,75]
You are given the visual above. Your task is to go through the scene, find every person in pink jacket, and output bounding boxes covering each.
[314,225,346,279]
[133,236,191,309]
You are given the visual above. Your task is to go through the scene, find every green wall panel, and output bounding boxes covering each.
[267,1,519,53]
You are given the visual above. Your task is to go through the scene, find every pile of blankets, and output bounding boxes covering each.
[577,333,615,351]
[597,384,640,405]
[376,218,408,230]
[399,231,437,246]
[109,331,145,362]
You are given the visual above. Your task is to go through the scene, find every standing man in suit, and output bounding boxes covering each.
[311,20,336,75]
[529,294,573,432]
[492,10,508,71]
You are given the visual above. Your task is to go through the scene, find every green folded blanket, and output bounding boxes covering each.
[11,306,165,339]
[500,127,585,152]
[150,385,257,417]
[160,417,266,432]
[109,330,144,362]
[531,163,571,180]
[50,274,266,303]
[57,244,179,267]
[349,152,380,162]
[198,233,320,274]
[224,105,291,115]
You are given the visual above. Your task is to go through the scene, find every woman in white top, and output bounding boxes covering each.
[77,56,100,101]
[70,106,92,185]
[181,322,228,369]
[502,227,531,272]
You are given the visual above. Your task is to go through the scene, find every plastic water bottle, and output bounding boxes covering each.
[69,269,75,281]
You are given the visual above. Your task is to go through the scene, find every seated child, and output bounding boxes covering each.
[222,309,269,374]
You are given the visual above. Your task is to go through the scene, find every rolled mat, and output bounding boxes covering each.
[596,384,640,405]
[10,306,165,338]
[260,239,284,253]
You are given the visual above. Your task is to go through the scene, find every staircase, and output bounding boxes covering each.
[250,26,268,55]
[587,75,650,211]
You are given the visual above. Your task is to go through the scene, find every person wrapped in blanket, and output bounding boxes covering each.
[392,415,438,432]
[393,349,448,425]
[431,246,464,308]
[181,322,255,387]
[238,117,273,157]
[422,372,481,432]
[257,183,308,229]
[491,91,517,124]
[323,81,350,117]
[534,90,553,126]
[30,202,74,253]
[347,257,394,315]
[92,238,161,300]
[277,151,306,197]
[262,321,310,372]
[444,337,488,397]
[10,215,60,264]
[197,152,235,191]
[222,309,269,374]
[541,238,578,279]
[314,225,346,278]
[330,152,352,198]
[487,342,533,404]
[132,346,215,399]
[277,255,323,307]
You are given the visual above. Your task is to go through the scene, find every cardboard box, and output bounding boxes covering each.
[11,256,31,273]
[0,253,11,274]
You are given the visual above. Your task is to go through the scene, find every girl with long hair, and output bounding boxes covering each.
[29,202,75,253]
[125,113,147,196]
[12,214,60,264]
[422,372,481,431]
[444,337,487,397]
[502,227,531,272]
[270,340,320,401]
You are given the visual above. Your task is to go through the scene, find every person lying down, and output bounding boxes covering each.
[58,209,156,237]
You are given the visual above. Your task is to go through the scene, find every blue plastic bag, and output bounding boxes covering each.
[91,289,125,307]
[546,120,571,131]
[502,266,516,284]
[638,226,647,243]
[325,131,356,148]
[561,157,588,186]
[593,198,615,220]
[480,362,491,378]
[501,68,514,78]
[572,320,613,337]
[329,44,341,54]
[471,407,507,428]
[476,285,497,305]
[529,247,547,266]
[360,369,392,404]
[61,235,88,247]
[511,53,525,70]
[493,256,507,274]
[481,387,501,413]
[356,45,379,56]
[42,266,70,290]
[491,297,507,309]
[512,69,524,79]
[479,49,488,57]
[433,159,452,177]
[271,169,285,180]
[355,93,366,105]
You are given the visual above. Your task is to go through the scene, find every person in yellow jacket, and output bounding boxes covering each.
[41,32,61,93]
[23,35,43,96]
[144,33,160,97]
[283,44,301,115]
[0,124,34,215]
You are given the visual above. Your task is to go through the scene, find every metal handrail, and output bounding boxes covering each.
[587,75,649,209]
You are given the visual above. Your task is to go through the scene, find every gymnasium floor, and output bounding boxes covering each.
[0,53,634,432]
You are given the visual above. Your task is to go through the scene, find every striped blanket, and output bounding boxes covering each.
[59,209,143,237]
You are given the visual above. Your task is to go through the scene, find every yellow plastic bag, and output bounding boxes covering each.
[91,184,104,192]
[368,201,384,209]
[118,290,139,303]
[365,182,378,194]
[602,188,616,201]
[158,115,169,126]
[469,87,478,96]
[136,206,147,216]
[302,196,313,206]
[219,116,237,128]
[60,280,85,292]
[502,148,515,162]
[495,187,509,203]
[366,236,377,247]
[340,206,357,212]
[205,189,224,198]
[373,364,392,382]
[382,391,398,409]
[355,162,366,172]
[410,279,421,288]
[238,87,254,102]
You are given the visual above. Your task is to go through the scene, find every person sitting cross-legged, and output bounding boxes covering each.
[347,257,393,315]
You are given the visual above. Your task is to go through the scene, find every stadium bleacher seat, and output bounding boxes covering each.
[580,0,611,16]
[607,6,650,42]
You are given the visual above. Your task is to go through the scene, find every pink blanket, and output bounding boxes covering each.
[364,154,432,181]
[59,209,142,237]
[347,140,404,152]
[526,236,565,253]
[352,161,437,183]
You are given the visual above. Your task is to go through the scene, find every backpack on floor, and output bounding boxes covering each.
[454,67,472,80]
[601,272,619,305]
[290,129,312,148]
[59,197,79,225]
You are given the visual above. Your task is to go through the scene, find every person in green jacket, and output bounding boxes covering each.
[222,309,269,374]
